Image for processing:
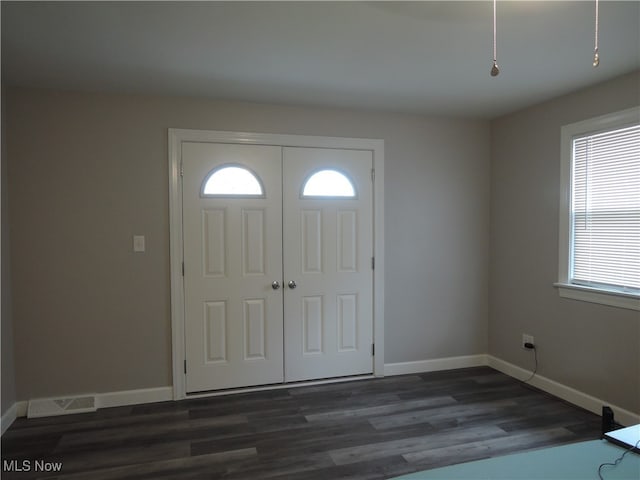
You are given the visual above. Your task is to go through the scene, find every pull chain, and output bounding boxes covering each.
[491,0,500,76]
[593,0,600,67]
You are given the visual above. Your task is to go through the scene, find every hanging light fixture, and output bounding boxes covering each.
[593,0,600,67]
[490,0,500,76]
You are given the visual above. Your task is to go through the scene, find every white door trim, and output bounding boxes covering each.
[168,129,385,400]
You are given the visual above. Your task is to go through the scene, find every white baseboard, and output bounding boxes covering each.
[15,400,28,417]
[385,353,639,426]
[1,386,173,433]
[487,355,640,426]
[384,354,488,376]
[96,386,173,409]
[5,358,638,432]
[1,403,19,436]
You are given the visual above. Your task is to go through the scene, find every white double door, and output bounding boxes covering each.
[182,142,373,393]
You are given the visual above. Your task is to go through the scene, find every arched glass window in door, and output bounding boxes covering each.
[202,164,265,197]
[302,169,356,198]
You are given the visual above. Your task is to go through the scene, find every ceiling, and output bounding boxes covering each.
[2,1,639,119]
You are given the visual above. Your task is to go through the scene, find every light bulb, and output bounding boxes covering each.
[593,51,600,67]
[491,61,500,77]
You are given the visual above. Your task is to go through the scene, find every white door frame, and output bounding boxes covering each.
[168,128,385,400]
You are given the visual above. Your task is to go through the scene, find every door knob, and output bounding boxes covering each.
[271,281,281,290]
[288,280,297,289]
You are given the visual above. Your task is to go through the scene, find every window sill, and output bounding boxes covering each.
[554,283,640,311]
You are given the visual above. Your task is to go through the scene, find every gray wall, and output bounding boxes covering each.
[6,88,490,400]
[489,71,640,413]
[2,85,17,416]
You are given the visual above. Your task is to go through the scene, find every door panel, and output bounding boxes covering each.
[182,142,284,392]
[283,147,374,382]
[182,143,374,391]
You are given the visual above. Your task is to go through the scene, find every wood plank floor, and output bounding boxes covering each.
[1,367,602,479]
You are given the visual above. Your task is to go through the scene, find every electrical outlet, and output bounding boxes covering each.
[522,334,534,349]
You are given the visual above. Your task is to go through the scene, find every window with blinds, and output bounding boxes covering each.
[570,124,640,294]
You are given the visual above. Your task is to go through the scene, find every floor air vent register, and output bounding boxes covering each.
[27,395,97,418]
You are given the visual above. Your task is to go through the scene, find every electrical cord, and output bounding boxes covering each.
[522,344,537,383]
[597,439,640,479]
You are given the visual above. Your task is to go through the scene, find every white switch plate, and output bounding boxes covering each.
[133,235,145,253]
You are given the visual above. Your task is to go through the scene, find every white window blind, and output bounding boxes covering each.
[571,124,640,293]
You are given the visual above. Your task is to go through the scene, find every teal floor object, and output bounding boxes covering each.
[393,440,640,480]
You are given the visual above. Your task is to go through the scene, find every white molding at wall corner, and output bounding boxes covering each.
[15,401,28,417]
[487,355,640,426]
[1,403,18,436]
[384,354,488,376]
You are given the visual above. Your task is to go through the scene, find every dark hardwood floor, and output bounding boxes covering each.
[1,367,602,479]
